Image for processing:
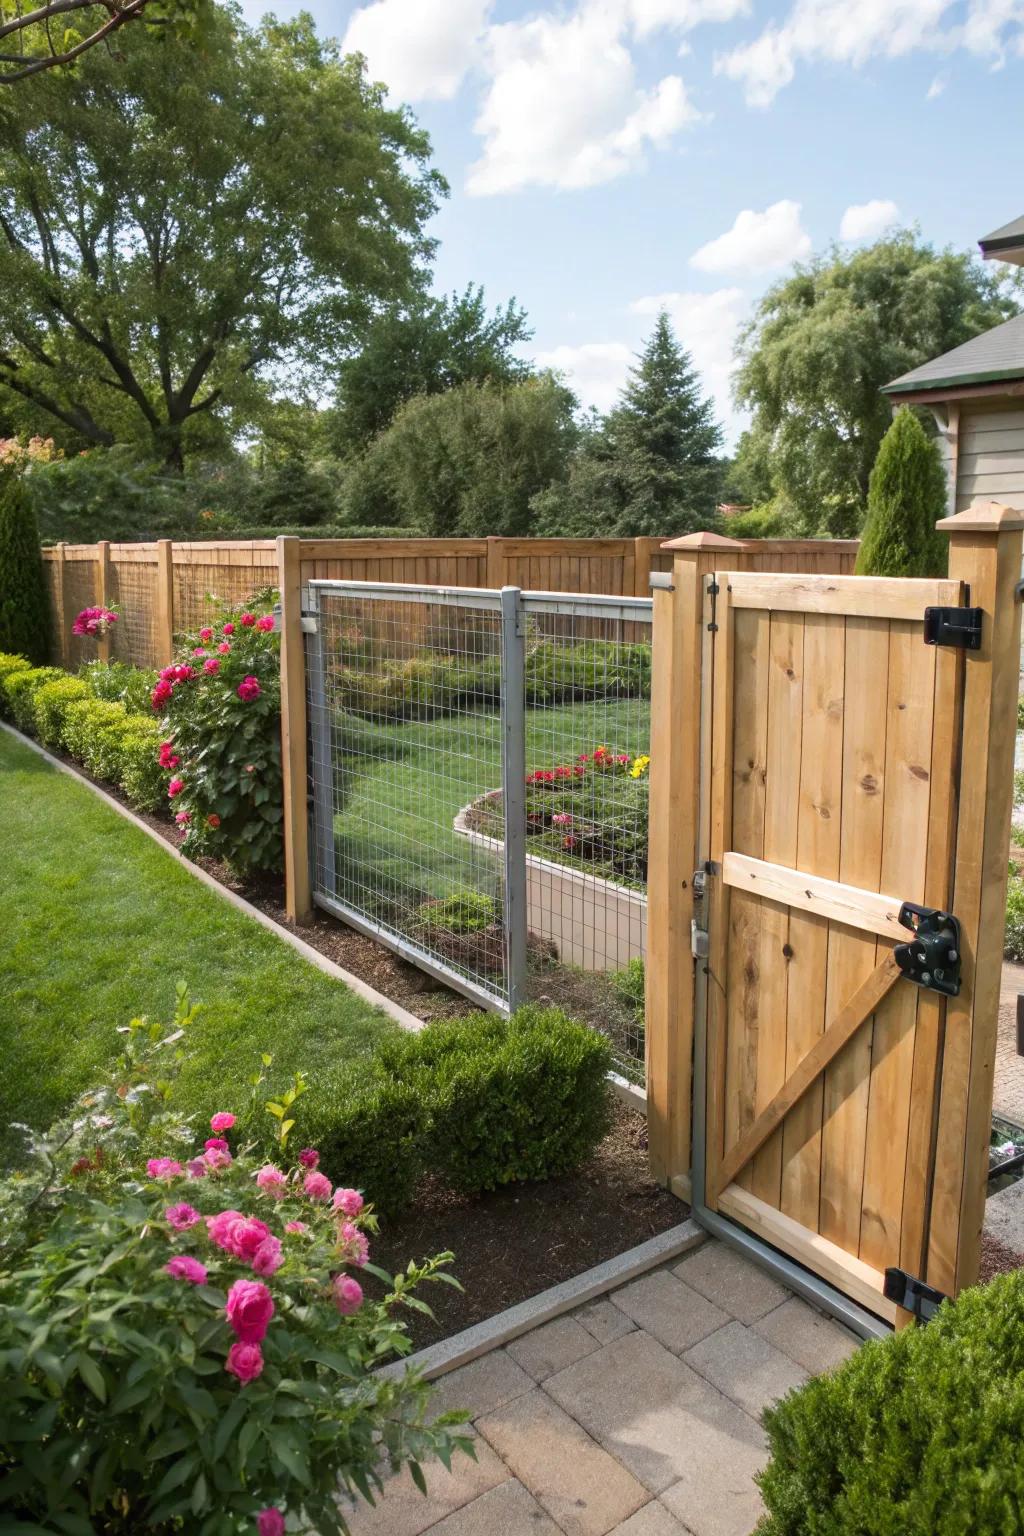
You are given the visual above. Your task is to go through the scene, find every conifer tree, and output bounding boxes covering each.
[0,467,51,662]
[855,408,948,577]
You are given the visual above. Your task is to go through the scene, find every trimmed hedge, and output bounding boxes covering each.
[757,1270,1024,1535]
[32,675,90,748]
[3,666,65,732]
[0,652,33,711]
[300,1006,613,1210]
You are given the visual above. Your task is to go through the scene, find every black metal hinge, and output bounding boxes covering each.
[883,1267,948,1322]
[923,605,982,650]
[894,903,962,996]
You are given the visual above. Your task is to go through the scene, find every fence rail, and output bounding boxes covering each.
[42,533,860,671]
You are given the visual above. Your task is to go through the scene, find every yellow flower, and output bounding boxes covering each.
[630,754,650,779]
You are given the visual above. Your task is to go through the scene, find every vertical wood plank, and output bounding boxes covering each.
[156,540,175,666]
[705,579,734,1209]
[96,540,112,663]
[278,536,312,925]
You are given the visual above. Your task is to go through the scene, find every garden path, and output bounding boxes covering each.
[345,1238,858,1536]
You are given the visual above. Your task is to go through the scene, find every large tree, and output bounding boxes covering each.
[0,9,444,469]
[733,232,1017,535]
[0,0,207,85]
[328,285,533,456]
[534,312,723,537]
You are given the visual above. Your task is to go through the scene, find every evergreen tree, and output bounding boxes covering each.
[855,409,948,577]
[0,467,50,662]
[533,313,723,537]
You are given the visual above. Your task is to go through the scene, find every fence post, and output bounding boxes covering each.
[645,541,704,1191]
[500,585,528,1013]
[305,584,337,903]
[155,540,175,667]
[486,537,505,589]
[633,536,653,598]
[54,543,70,668]
[278,536,312,925]
[96,541,112,663]
[927,500,1024,1296]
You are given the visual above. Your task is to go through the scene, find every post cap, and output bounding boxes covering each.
[936,500,1024,534]
[661,531,746,551]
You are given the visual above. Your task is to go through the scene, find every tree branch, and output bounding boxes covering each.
[0,0,150,85]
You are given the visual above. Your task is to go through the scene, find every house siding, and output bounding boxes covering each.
[955,402,1024,511]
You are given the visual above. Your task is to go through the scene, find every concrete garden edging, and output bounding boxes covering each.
[454,793,647,972]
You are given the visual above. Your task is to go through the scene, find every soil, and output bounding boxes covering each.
[979,1229,1024,1284]
[368,1099,683,1350]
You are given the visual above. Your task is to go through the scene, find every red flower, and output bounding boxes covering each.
[240,612,257,628]
[207,813,221,829]
[168,777,184,797]
[255,614,275,632]
[237,675,261,702]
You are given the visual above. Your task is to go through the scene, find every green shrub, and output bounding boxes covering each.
[118,713,166,810]
[0,465,50,663]
[82,657,159,714]
[300,1069,428,1217]
[855,408,947,578]
[758,1270,1024,1535]
[1006,874,1024,961]
[414,890,498,935]
[0,651,32,713]
[30,674,90,747]
[612,956,645,1028]
[61,696,131,781]
[378,1007,613,1195]
[3,664,64,732]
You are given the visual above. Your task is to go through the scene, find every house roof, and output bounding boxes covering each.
[883,311,1024,396]
[980,215,1024,266]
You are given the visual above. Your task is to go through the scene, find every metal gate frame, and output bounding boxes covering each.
[302,579,654,1017]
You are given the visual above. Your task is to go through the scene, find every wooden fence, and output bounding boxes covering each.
[42,532,860,671]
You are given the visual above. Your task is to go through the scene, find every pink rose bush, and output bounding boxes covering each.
[152,604,283,874]
[72,605,118,638]
[0,1003,467,1534]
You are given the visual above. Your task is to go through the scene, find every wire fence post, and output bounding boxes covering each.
[278,535,312,925]
[501,585,528,1014]
[305,584,336,902]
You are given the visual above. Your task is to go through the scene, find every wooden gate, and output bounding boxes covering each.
[646,508,1024,1326]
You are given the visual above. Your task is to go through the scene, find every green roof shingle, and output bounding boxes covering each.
[884,312,1024,395]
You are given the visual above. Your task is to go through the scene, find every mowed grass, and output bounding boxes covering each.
[0,730,395,1162]
[332,697,650,914]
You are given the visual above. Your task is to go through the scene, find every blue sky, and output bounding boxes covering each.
[241,0,1024,444]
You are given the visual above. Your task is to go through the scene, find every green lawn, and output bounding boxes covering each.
[0,730,395,1162]
[331,697,650,917]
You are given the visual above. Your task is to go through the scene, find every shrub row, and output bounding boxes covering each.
[297,1004,613,1214]
[0,653,165,810]
[334,638,651,724]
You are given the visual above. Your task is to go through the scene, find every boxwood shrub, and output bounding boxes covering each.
[0,651,32,712]
[31,674,90,748]
[299,1069,429,1217]
[3,664,65,732]
[757,1270,1024,1535]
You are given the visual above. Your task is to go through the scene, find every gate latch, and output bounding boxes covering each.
[883,1267,948,1322]
[894,903,962,997]
[923,605,982,650]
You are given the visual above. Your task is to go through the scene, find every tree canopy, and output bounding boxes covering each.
[329,285,532,456]
[733,232,1017,534]
[534,312,723,537]
[0,0,209,85]
[0,7,444,469]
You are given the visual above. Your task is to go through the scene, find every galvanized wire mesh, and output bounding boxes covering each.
[304,581,652,1083]
[305,585,513,1010]
[63,557,98,669]
[173,558,277,635]
[108,557,157,669]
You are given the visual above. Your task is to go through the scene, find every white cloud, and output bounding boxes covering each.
[621,0,751,39]
[466,6,700,195]
[926,70,949,95]
[631,287,748,439]
[342,0,492,102]
[690,200,810,274]
[534,342,635,414]
[839,198,900,240]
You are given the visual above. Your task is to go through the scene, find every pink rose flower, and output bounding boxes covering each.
[284,1221,308,1234]
[226,1278,275,1343]
[203,658,220,675]
[251,1236,284,1276]
[225,1340,264,1384]
[339,1221,370,1267]
[146,1158,183,1181]
[167,777,184,798]
[165,1255,208,1285]
[165,1202,201,1231]
[332,1187,364,1217]
[333,1274,363,1315]
[217,641,232,654]
[256,614,275,632]
[205,1137,229,1152]
[303,1171,332,1202]
[298,1148,319,1168]
[225,1216,272,1261]
[175,811,191,826]
[255,1165,288,1196]
[204,1146,232,1170]
[192,647,207,657]
[240,612,256,627]
[151,679,172,710]
[207,1209,245,1250]
[257,1510,286,1536]
[222,622,235,635]
[210,1112,236,1131]
[237,675,261,702]
[186,1158,207,1179]
[199,627,213,642]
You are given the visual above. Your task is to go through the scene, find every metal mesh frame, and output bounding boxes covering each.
[304,579,652,1081]
[173,562,276,635]
[108,558,158,669]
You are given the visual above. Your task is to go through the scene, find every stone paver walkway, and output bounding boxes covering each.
[345,1239,859,1536]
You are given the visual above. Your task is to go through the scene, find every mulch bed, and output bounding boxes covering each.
[979,1229,1024,1284]
[369,1100,683,1350]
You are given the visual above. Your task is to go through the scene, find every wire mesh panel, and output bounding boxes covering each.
[173,549,278,635]
[108,553,158,668]
[305,583,516,1011]
[63,555,99,669]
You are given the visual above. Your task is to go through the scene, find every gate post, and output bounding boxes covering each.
[96,540,112,663]
[500,586,528,1014]
[929,500,1024,1295]
[278,536,313,925]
